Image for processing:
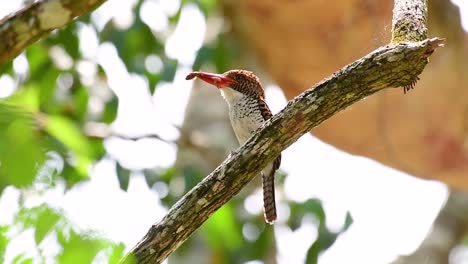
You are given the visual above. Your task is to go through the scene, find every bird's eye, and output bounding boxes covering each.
[235,75,242,82]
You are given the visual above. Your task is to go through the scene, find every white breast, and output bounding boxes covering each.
[220,88,265,144]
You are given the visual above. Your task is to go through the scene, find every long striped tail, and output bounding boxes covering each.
[262,169,277,224]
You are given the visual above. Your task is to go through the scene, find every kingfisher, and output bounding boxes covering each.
[186,69,281,224]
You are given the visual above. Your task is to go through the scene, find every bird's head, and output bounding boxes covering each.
[186,69,265,100]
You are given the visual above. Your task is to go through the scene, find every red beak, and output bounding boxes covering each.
[186,71,237,88]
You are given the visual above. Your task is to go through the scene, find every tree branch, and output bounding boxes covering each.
[0,0,107,64]
[122,38,443,263]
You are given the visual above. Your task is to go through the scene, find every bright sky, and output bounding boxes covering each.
[0,0,467,263]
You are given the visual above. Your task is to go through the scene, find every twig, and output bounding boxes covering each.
[82,122,177,145]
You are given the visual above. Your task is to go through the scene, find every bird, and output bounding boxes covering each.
[186,69,281,224]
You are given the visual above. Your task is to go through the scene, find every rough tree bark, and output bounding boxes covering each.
[0,0,107,64]
[391,0,427,43]
[122,0,442,260]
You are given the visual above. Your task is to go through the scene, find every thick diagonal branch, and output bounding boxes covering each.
[0,0,107,64]
[122,38,443,264]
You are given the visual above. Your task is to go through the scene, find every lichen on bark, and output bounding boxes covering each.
[392,0,428,42]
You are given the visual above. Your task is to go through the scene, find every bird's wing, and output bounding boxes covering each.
[257,98,273,120]
[257,99,281,169]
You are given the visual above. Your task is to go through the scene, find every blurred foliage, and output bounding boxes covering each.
[0,104,47,190]
[296,199,353,264]
[0,0,352,263]
[0,203,125,263]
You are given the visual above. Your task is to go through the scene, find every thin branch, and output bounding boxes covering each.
[122,37,443,264]
[82,122,175,144]
[114,134,177,145]
[0,0,107,64]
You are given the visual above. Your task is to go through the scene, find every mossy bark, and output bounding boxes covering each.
[392,0,428,42]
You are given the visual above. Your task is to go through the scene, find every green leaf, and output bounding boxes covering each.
[45,115,93,157]
[304,207,353,264]
[44,115,99,183]
[116,162,131,191]
[47,24,80,60]
[342,212,353,232]
[192,46,213,71]
[34,208,61,244]
[100,18,163,73]
[201,205,242,250]
[246,224,275,261]
[303,199,326,223]
[147,73,161,94]
[288,199,324,231]
[26,45,62,115]
[0,103,33,128]
[143,168,164,188]
[4,85,40,112]
[108,243,127,264]
[213,34,238,73]
[195,0,218,16]
[38,68,60,113]
[161,59,178,82]
[0,61,13,75]
[183,166,203,191]
[101,96,118,124]
[0,105,46,189]
[168,2,183,23]
[72,85,89,122]
[305,229,336,264]
[158,167,175,183]
[12,254,33,264]
[0,226,9,263]
[26,45,49,76]
[192,35,239,73]
[15,205,62,244]
[57,230,107,264]
[61,163,89,188]
[37,209,121,263]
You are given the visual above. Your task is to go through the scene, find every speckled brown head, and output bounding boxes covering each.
[186,69,265,99]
